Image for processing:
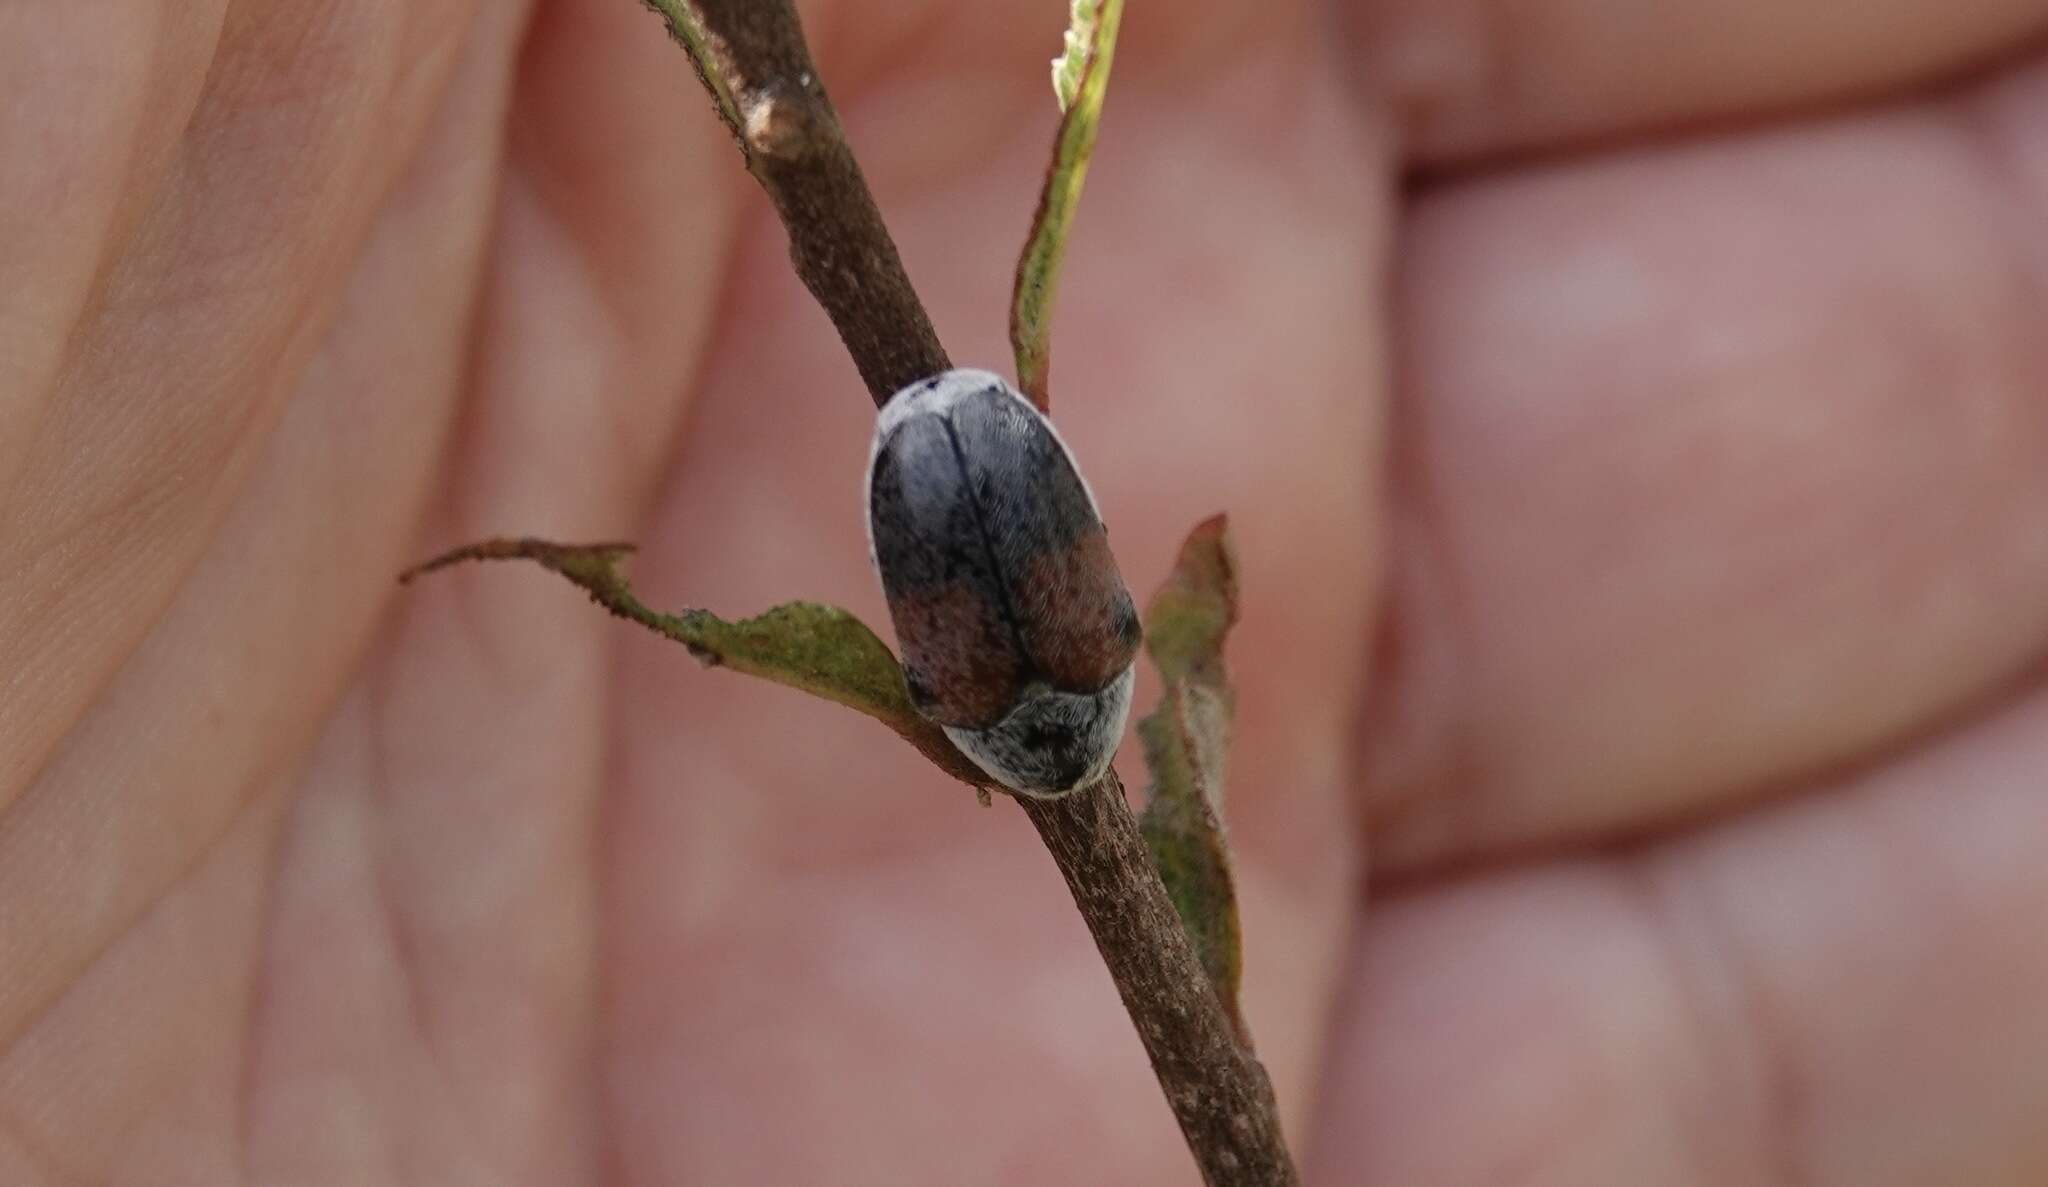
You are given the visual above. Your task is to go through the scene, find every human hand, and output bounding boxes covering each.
[3,1,2043,1183]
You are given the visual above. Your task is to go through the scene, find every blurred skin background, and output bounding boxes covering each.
[3,0,2047,1183]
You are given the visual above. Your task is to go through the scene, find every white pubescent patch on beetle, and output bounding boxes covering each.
[944,665,1135,797]
[864,368,1106,572]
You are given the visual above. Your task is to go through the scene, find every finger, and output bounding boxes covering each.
[1342,0,2048,161]
[1312,681,2048,1186]
[1365,56,2048,873]
[0,0,480,806]
[602,28,1388,1184]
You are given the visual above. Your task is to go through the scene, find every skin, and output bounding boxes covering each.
[2,0,2045,1182]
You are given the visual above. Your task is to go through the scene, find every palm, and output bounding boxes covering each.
[6,0,2045,1182]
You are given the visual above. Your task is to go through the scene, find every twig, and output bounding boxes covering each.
[1024,772,1297,1184]
[640,2,1300,1181]
[646,0,950,404]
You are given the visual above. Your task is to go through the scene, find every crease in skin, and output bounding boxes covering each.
[0,0,503,1097]
[1345,0,2048,162]
[0,2,481,811]
[1356,459,1481,868]
[0,0,231,517]
[1956,65,2048,285]
[362,655,441,1070]
[357,791,518,1186]
[1608,856,1808,1187]
[0,785,283,1176]
[2,786,277,1184]
[1684,704,2048,1184]
[345,603,611,1185]
[0,718,285,1060]
[1337,0,1497,153]
[482,0,749,514]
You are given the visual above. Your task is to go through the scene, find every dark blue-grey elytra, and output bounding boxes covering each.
[865,369,1141,797]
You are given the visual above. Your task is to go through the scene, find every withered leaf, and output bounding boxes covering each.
[401,538,989,789]
[1135,514,1247,1041]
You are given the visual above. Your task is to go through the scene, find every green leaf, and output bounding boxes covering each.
[1136,515,1247,1041]
[400,538,991,790]
[1010,0,1125,411]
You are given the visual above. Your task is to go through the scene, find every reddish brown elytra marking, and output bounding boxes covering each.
[865,369,1139,796]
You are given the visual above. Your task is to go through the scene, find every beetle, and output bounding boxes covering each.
[865,369,1141,797]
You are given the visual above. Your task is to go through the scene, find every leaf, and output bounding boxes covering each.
[1010,0,1125,412]
[1135,515,1247,1041]
[400,538,991,789]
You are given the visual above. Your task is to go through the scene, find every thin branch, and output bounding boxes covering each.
[644,4,1301,1182]
[1024,773,1298,1185]
[662,0,950,404]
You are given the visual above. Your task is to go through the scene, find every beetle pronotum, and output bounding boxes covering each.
[866,369,1141,797]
